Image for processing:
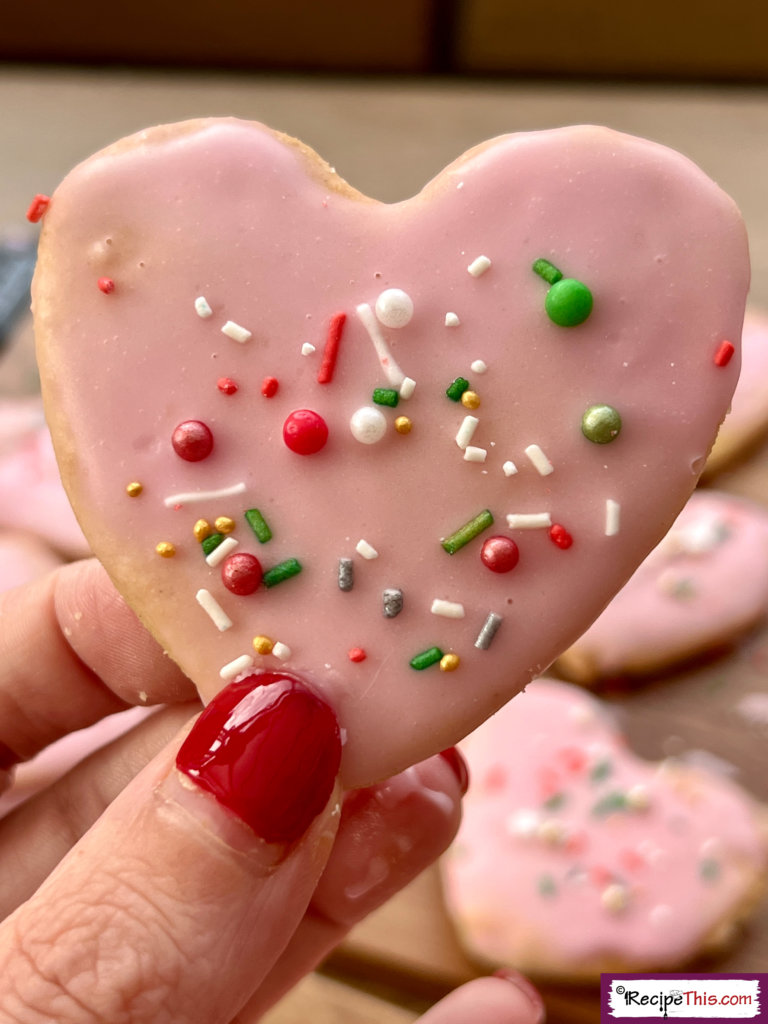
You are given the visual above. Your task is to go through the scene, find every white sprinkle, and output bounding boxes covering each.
[356,302,406,388]
[470,359,487,374]
[163,482,247,508]
[272,641,291,661]
[626,784,651,811]
[506,512,552,529]
[467,255,492,277]
[506,809,540,838]
[221,320,252,343]
[601,883,630,913]
[445,312,460,327]
[455,415,479,450]
[356,539,379,560]
[196,589,233,632]
[350,406,387,444]
[464,446,487,463]
[605,499,621,536]
[205,536,239,567]
[524,443,554,476]
[375,288,414,329]
[301,342,316,356]
[649,904,673,928]
[430,598,466,618]
[220,654,254,680]
[399,376,416,400]
[456,181,464,190]
[194,296,212,318]
[502,460,518,477]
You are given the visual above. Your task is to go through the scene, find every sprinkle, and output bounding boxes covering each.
[26,194,50,222]
[549,524,573,549]
[338,558,354,591]
[626,784,651,811]
[196,589,233,631]
[263,558,302,588]
[461,390,480,410]
[475,612,503,650]
[470,359,487,374]
[163,482,247,508]
[301,342,316,356]
[201,532,224,555]
[442,509,493,554]
[126,481,143,497]
[532,258,563,285]
[272,641,292,661]
[431,598,466,618]
[410,646,444,670]
[605,499,621,536]
[464,446,487,463]
[538,875,558,898]
[591,791,628,817]
[446,377,470,401]
[97,277,115,294]
[399,377,417,400]
[215,516,236,534]
[545,278,593,327]
[524,443,554,476]
[252,635,274,655]
[372,387,399,408]
[261,376,279,398]
[537,819,568,845]
[317,312,346,384]
[699,857,721,882]
[507,809,540,837]
[714,340,735,367]
[350,406,387,444]
[206,535,238,566]
[221,320,252,343]
[348,647,367,663]
[502,461,518,477]
[467,255,491,277]
[155,541,176,558]
[481,536,519,573]
[601,883,630,913]
[193,519,212,542]
[356,539,379,560]
[222,552,263,595]
[375,288,414,328]
[245,508,273,543]
[220,654,254,680]
[172,420,214,462]
[582,405,622,444]
[383,588,404,617]
[356,302,406,388]
[394,416,412,434]
[445,312,460,327]
[506,512,552,530]
[194,296,213,318]
[455,415,479,450]
[440,653,460,672]
[283,408,329,455]
[217,377,238,395]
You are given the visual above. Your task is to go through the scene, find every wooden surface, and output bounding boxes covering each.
[2,67,767,1023]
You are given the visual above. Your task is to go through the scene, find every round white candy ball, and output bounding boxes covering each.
[350,406,387,444]
[375,288,414,329]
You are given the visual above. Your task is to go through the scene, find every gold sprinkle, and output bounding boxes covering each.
[440,653,460,672]
[215,516,236,534]
[252,635,274,655]
[461,390,480,410]
[126,481,143,497]
[156,541,176,558]
[394,416,412,435]
[193,519,212,543]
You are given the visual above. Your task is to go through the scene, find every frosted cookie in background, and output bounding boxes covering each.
[440,678,768,981]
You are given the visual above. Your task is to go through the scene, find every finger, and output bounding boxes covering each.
[418,975,545,1024]
[0,558,194,767]
[0,671,342,1024]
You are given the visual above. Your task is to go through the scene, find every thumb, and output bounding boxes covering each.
[0,671,342,1024]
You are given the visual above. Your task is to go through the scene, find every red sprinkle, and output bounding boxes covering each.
[26,194,50,223]
[97,277,115,294]
[549,524,573,549]
[714,339,735,367]
[483,764,507,792]
[348,647,367,663]
[317,311,347,384]
[538,764,561,800]
[619,847,646,873]
[221,553,263,595]
[172,420,214,462]
[558,746,587,774]
[283,408,329,455]
[261,376,279,398]
[480,535,519,573]
[217,377,238,395]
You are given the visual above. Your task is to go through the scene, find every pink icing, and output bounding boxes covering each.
[32,121,748,787]
[442,678,768,973]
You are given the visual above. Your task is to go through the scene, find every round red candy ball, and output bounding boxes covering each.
[221,553,263,595]
[481,536,519,573]
[283,409,329,455]
[172,420,214,462]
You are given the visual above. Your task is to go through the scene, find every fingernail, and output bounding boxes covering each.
[176,671,341,844]
[494,969,546,1022]
[439,746,470,796]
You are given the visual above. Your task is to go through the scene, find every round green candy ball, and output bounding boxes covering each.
[582,404,622,444]
[545,278,593,327]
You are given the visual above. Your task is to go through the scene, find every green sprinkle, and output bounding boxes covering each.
[699,857,721,883]
[372,387,399,408]
[532,258,563,285]
[245,508,273,543]
[446,377,470,401]
[545,278,593,327]
[590,759,613,784]
[591,790,629,818]
[543,791,567,811]
[442,509,494,554]
[582,404,622,444]
[201,533,225,556]
[263,558,302,588]
[410,646,444,670]
[538,874,558,898]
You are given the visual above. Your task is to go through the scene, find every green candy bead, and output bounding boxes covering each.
[582,404,622,444]
[545,278,593,327]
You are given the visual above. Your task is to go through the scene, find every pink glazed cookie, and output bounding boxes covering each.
[556,490,768,684]
[30,120,748,787]
[441,679,768,979]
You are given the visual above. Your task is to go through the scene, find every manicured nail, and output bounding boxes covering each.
[494,969,546,1022]
[439,746,470,796]
[176,671,341,844]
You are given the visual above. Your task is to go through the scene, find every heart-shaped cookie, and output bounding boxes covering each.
[32,120,748,787]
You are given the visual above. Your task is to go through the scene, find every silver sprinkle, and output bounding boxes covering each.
[475,611,502,650]
[338,558,354,592]
[383,588,404,618]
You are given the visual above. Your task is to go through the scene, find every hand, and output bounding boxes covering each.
[0,559,544,1023]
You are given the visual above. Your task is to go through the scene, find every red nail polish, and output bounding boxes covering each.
[176,671,341,844]
[439,746,470,796]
